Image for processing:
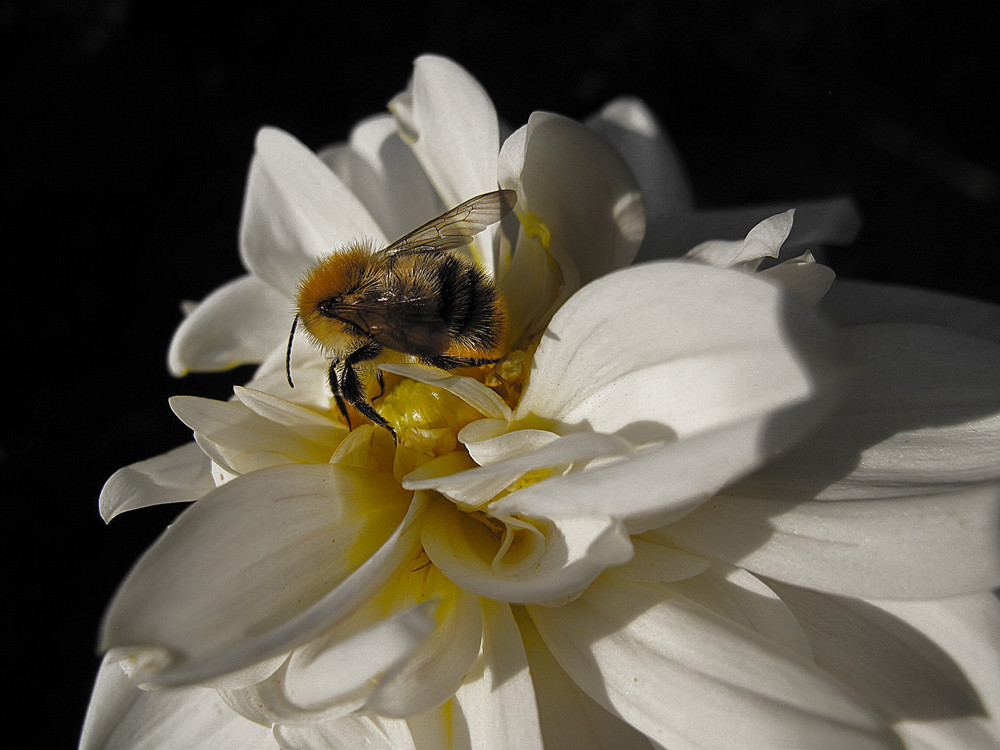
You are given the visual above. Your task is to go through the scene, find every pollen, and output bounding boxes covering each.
[520,212,552,248]
[377,378,483,456]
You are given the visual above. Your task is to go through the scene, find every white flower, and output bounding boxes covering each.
[82,55,1000,750]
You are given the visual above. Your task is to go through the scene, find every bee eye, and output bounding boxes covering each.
[317,299,337,318]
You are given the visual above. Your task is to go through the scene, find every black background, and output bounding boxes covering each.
[3,2,996,745]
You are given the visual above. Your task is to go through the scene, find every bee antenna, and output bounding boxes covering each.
[285,315,298,388]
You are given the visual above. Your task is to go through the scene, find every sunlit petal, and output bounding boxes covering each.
[240,127,386,297]
[318,113,442,242]
[684,210,794,270]
[514,606,656,749]
[665,483,1000,600]
[758,250,836,306]
[450,600,544,750]
[167,274,290,376]
[169,395,340,475]
[99,442,214,521]
[388,54,501,271]
[769,583,1000,748]
[420,496,633,604]
[646,196,860,263]
[80,655,276,750]
[530,577,895,749]
[275,714,417,750]
[499,111,645,296]
[100,465,419,686]
[733,323,1000,500]
[364,569,484,717]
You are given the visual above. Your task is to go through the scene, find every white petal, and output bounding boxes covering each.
[364,572,483,717]
[738,323,1000,499]
[284,602,438,711]
[769,583,1000,748]
[516,261,838,437]
[498,111,645,294]
[167,274,290,376]
[514,606,657,749]
[99,442,214,521]
[275,714,416,750]
[451,600,544,750]
[500,261,840,529]
[100,465,421,686]
[645,196,859,263]
[684,210,794,270]
[168,395,338,475]
[420,496,633,604]
[232,385,344,443]
[388,55,500,210]
[318,113,443,242]
[822,278,1000,343]
[530,577,894,750]
[80,655,276,750]
[240,127,386,298]
[587,96,695,217]
[664,566,814,662]
[872,593,1000,748]
[757,250,836,306]
[379,363,511,421]
[405,430,635,510]
[665,483,1000,599]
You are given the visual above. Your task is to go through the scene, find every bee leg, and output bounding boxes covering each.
[423,355,501,370]
[340,342,397,442]
[328,359,353,431]
[372,368,386,401]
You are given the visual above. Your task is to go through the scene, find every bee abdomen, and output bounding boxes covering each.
[437,256,504,353]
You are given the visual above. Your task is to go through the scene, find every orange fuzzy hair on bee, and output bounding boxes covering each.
[295,240,380,353]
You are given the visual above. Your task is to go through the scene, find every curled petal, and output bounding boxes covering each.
[499,111,645,295]
[99,442,215,522]
[241,127,385,297]
[364,569,484,717]
[645,196,860,263]
[283,602,438,712]
[529,577,895,750]
[420,497,634,604]
[100,465,421,686]
[684,210,794,270]
[167,274,290,376]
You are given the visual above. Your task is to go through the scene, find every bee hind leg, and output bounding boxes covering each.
[336,342,397,442]
[423,354,500,370]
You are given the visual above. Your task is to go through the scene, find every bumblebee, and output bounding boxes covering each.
[287,189,517,440]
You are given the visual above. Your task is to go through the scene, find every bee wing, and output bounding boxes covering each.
[384,189,517,255]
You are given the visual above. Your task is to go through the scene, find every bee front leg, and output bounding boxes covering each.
[338,341,397,442]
